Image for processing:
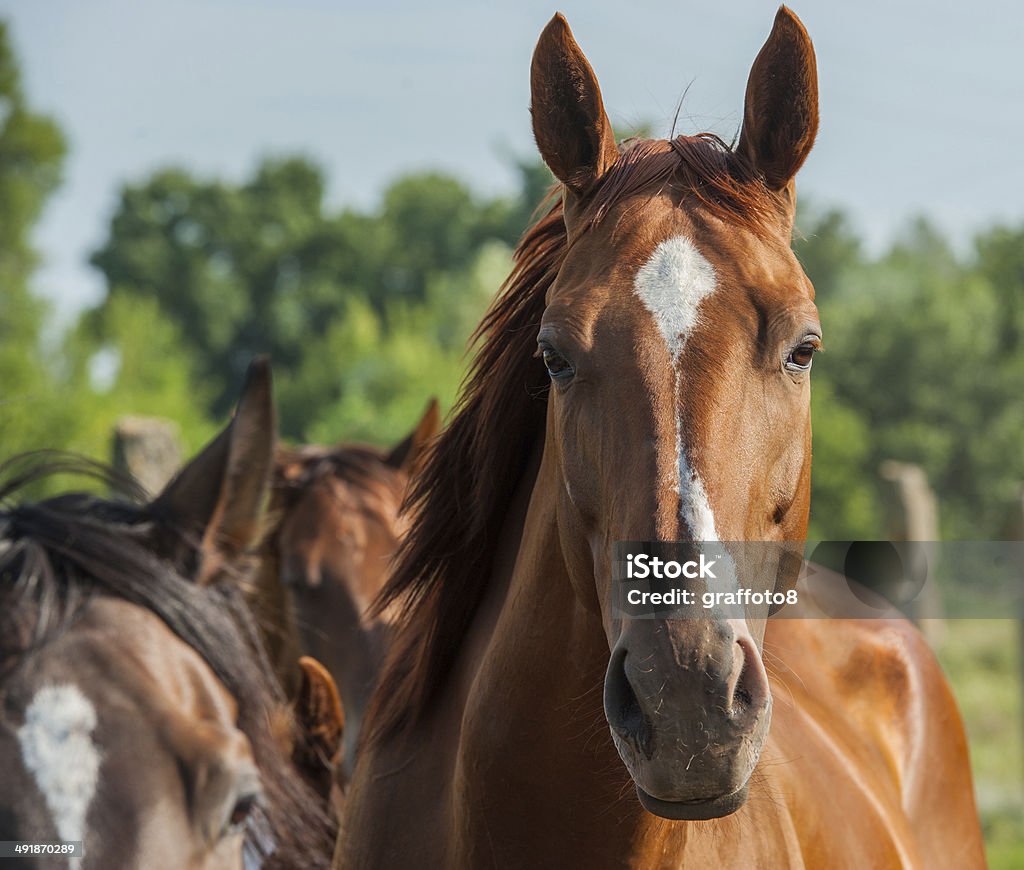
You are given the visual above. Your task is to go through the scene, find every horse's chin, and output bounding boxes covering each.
[635,782,750,821]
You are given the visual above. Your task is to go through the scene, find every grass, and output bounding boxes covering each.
[935,619,1024,867]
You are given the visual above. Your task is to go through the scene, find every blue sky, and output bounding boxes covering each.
[2,0,1021,313]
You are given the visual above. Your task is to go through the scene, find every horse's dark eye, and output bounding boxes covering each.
[224,790,260,837]
[786,342,817,371]
[542,347,574,379]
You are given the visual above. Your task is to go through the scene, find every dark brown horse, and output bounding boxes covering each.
[0,361,337,868]
[254,400,439,779]
[336,9,984,868]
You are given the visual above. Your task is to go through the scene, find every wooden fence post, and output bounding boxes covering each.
[878,460,945,645]
[111,416,182,498]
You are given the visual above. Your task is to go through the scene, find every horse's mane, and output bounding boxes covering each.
[274,443,403,497]
[269,445,407,550]
[0,452,334,868]
[365,134,779,744]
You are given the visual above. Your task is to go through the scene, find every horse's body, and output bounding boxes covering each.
[0,362,336,868]
[254,401,438,776]
[338,450,980,868]
[336,10,983,869]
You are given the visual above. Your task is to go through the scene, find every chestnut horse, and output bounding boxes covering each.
[254,400,439,778]
[0,361,337,868]
[336,9,984,869]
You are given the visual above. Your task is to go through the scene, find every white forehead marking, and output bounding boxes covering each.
[633,235,718,361]
[18,684,100,847]
[634,235,725,548]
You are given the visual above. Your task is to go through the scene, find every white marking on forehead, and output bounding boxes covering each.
[18,684,100,848]
[634,235,728,554]
[633,235,717,361]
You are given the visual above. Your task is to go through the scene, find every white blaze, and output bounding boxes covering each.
[633,235,717,361]
[18,684,100,848]
[633,235,724,547]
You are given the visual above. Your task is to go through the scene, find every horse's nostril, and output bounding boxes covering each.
[604,648,653,759]
[732,662,753,708]
[729,636,768,722]
[617,673,645,737]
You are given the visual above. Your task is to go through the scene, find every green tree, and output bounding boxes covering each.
[89,159,343,416]
[1,22,213,488]
[974,225,1024,353]
[0,21,69,463]
[89,160,530,423]
[793,204,863,303]
[807,215,1024,539]
[65,292,217,459]
[280,241,510,446]
[88,147,548,437]
[377,173,487,300]
[0,23,65,289]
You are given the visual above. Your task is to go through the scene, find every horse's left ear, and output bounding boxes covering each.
[385,398,440,474]
[737,7,818,202]
[151,357,276,585]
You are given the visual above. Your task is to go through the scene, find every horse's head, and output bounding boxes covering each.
[530,8,819,819]
[268,399,439,623]
[258,400,439,770]
[0,361,335,867]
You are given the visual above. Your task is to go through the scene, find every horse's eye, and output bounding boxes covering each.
[224,788,261,838]
[786,342,817,372]
[542,347,574,380]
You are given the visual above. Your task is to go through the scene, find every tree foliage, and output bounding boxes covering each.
[0,22,69,467]
[88,159,543,423]
[3,15,1024,540]
[0,22,213,488]
[797,208,1024,539]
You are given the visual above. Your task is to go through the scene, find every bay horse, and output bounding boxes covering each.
[0,360,337,868]
[336,9,984,869]
[254,400,439,780]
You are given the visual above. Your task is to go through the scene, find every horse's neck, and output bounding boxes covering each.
[323,606,387,772]
[449,447,666,866]
[341,443,679,867]
[289,570,389,772]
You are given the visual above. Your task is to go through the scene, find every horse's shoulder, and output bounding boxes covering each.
[768,616,944,716]
[767,616,957,796]
[767,616,983,866]
[829,617,956,724]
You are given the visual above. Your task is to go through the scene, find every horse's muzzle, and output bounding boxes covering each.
[603,616,771,818]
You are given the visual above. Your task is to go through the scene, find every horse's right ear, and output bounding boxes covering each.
[151,357,276,585]
[530,14,618,202]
